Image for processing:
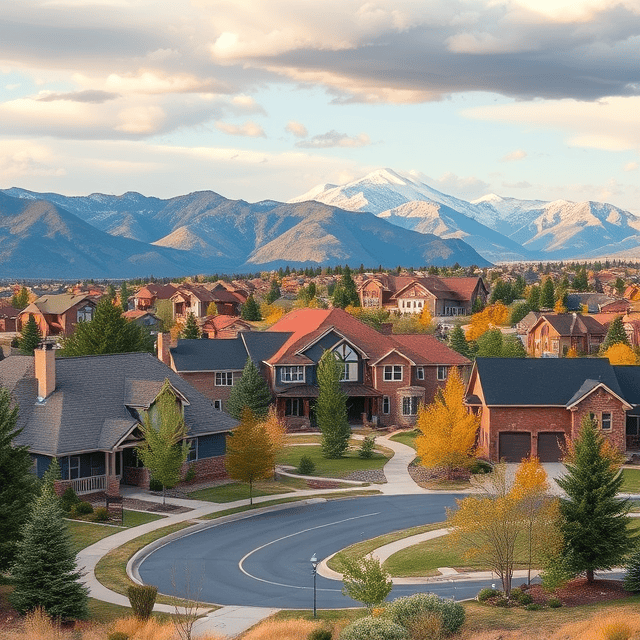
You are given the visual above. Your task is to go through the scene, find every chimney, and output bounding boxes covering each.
[34,342,55,399]
[379,323,393,335]
[157,332,172,367]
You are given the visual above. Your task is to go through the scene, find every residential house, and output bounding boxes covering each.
[358,274,488,316]
[567,293,616,314]
[171,283,245,320]
[163,308,471,429]
[0,304,21,332]
[515,311,541,336]
[465,357,640,462]
[201,315,253,339]
[526,313,606,357]
[18,293,98,338]
[0,346,237,497]
[133,283,179,311]
[123,310,162,330]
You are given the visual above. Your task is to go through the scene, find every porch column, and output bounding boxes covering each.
[104,451,109,476]
[304,399,310,419]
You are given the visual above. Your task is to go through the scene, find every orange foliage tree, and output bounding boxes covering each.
[466,303,509,341]
[259,406,287,477]
[605,343,637,365]
[415,367,479,478]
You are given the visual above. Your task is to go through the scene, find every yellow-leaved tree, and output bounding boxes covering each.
[418,307,433,328]
[605,343,637,365]
[466,303,509,341]
[415,367,479,479]
[554,298,567,314]
[566,346,579,358]
[260,406,287,478]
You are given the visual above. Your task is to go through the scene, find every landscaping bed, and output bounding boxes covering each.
[528,578,630,608]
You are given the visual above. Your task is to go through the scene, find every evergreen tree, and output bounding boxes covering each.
[316,349,350,458]
[556,415,634,582]
[527,285,541,311]
[10,486,89,619]
[11,286,29,310]
[60,297,151,356]
[226,358,272,420]
[472,296,485,314]
[19,314,42,354]
[332,266,360,309]
[572,267,589,291]
[513,275,526,299]
[182,312,201,339]
[624,544,640,592]
[105,283,116,300]
[0,386,38,572]
[41,457,61,494]
[241,295,262,321]
[120,281,130,312]
[509,302,531,326]
[476,328,504,357]
[448,325,471,359]
[265,279,281,304]
[601,315,630,352]
[501,335,527,358]
[541,278,555,309]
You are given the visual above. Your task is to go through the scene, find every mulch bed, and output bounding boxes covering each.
[528,578,630,607]
[408,463,471,483]
[123,497,192,513]
[305,479,345,489]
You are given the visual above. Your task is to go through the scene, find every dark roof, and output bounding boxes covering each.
[171,338,249,372]
[612,366,640,406]
[534,313,606,336]
[1,352,237,456]
[241,332,292,366]
[472,357,623,406]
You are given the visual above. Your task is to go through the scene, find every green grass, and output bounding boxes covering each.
[389,429,418,450]
[188,477,308,502]
[120,510,165,528]
[622,468,640,493]
[276,444,390,479]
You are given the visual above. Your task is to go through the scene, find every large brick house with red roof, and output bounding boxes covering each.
[358,274,488,316]
[162,308,470,429]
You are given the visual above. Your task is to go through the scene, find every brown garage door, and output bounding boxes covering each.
[499,432,531,462]
[537,432,566,462]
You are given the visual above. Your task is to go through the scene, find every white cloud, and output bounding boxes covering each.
[501,149,527,162]
[624,161,639,171]
[285,120,308,138]
[0,140,66,180]
[216,120,266,137]
[295,130,370,148]
[115,105,165,134]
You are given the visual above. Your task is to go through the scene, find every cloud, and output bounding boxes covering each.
[0,140,66,180]
[216,120,266,137]
[115,105,165,134]
[36,89,120,103]
[624,162,639,171]
[285,120,308,138]
[502,180,533,189]
[295,130,370,148]
[411,170,491,199]
[501,149,527,162]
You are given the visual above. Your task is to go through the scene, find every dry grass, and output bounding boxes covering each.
[548,612,640,640]
[241,618,327,640]
[2,608,109,640]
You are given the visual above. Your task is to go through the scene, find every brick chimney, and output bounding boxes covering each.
[157,332,172,367]
[34,342,55,399]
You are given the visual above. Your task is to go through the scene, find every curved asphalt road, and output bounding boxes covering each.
[138,494,527,608]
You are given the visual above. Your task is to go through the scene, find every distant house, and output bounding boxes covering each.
[515,311,541,335]
[133,284,178,311]
[567,293,616,314]
[171,283,245,319]
[0,304,21,332]
[202,315,252,339]
[466,358,640,462]
[18,293,98,337]
[526,313,606,357]
[123,309,162,330]
[358,274,488,316]
[1,346,237,496]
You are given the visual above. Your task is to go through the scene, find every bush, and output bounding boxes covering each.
[75,501,94,515]
[406,611,443,640]
[126,584,157,620]
[470,460,492,474]
[108,633,129,640]
[308,629,332,640]
[386,593,465,636]
[509,589,533,605]
[92,507,109,522]
[547,597,562,608]
[184,464,197,483]
[149,477,163,492]
[60,487,80,512]
[476,587,501,602]
[340,617,408,640]
[526,603,543,611]
[358,436,376,459]
[297,455,316,475]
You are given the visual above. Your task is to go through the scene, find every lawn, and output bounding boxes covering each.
[389,429,418,450]
[188,477,308,503]
[622,468,640,493]
[276,444,391,479]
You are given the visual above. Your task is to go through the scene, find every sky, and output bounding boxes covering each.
[1,0,639,213]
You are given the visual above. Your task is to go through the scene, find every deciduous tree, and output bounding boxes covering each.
[415,367,479,478]
[11,286,30,310]
[317,349,350,459]
[206,302,218,316]
[605,343,637,365]
[226,358,272,420]
[340,554,393,612]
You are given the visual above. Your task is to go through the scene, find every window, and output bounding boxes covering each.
[77,305,94,322]
[285,398,302,416]
[601,412,612,431]
[213,400,222,411]
[402,396,419,416]
[416,367,424,380]
[334,343,358,382]
[215,372,233,386]
[187,438,197,462]
[69,456,79,480]
[437,366,448,381]
[281,366,304,383]
[382,396,390,414]
[383,365,403,381]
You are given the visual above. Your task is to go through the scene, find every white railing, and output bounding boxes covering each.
[71,475,107,495]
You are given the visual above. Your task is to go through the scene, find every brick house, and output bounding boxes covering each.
[358,274,488,316]
[201,315,253,339]
[0,304,21,332]
[526,313,606,357]
[163,308,470,429]
[133,283,178,311]
[171,283,245,319]
[465,358,640,463]
[0,346,237,497]
[18,293,98,338]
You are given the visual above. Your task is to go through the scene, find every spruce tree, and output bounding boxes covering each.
[120,281,130,312]
[448,325,471,359]
[241,295,262,321]
[601,315,630,352]
[541,278,555,309]
[226,358,272,420]
[0,387,38,572]
[624,544,640,592]
[265,279,281,304]
[10,486,89,619]
[182,312,201,339]
[556,414,634,582]
[19,314,42,354]
[527,286,541,312]
[476,328,504,358]
[316,350,350,458]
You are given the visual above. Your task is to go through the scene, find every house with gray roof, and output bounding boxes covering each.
[0,345,237,496]
[18,293,97,338]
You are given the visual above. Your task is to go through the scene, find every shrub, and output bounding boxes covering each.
[470,460,492,474]
[406,611,444,640]
[75,501,94,515]
[297,455,316,475]
[547,597,562,608]
[108,633,130,640]
[386,593,465,636]
[93,507,109,522]
[509,589,532,605]
[60,487,80,512]
[149,477,164,492]
[308,629,332,640]
[526,603,542,611]
[340,617,408,640]
[127,584,157,620]
[476,587,501,602]
[358,436,376,459]
[184,464,197,483]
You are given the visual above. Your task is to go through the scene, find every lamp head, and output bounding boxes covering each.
[310,553,318,567]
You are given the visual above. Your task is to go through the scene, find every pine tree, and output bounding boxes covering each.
[241,295,262,321]
[541,278,555,309]
[182,312,201,339]
[265,279,281,304]
[225,408,274,504]
[624,544,640,592]
[60,297,150,356]
[0,387,38,572]
[601,315,630,351]
[527,286,541,312]
[509,302,531,326]
[448,325,471,359]
[316,349,350,459]
[10,486,89,619]
[226,358,272,420]
[476,328,504,357]
[19,314,42,354]
[120,281,131,312]
[556,414,634,582]
[501,335,527,358]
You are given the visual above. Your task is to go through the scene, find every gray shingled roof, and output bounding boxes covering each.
[0,352,237,456]
[241,332,292,366]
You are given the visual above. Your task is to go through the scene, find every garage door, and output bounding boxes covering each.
[537,432,566,463]
[499,432,531,462]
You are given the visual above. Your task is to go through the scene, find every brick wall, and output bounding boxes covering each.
[54,479,73,497]
[181,455,227,483]
[179,371,240,409]
[570,387,627,453]
[123,466,150,489]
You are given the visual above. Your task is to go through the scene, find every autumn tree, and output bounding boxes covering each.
[11,286,30,310]
[340,554,393,612]
[225,408,274,504]
[19,314,42,354]
[226,358,272,420]
[605,343,637,365]
[182,312,200,339]
[466,303,509,341]
[415,367,479,479]
[136,380,189,505]
[206,302,218,316]
[418,307,433,328]
[260,406,287,478]
[317,349,350,458]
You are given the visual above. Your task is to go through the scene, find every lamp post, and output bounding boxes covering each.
[310,553,318,618]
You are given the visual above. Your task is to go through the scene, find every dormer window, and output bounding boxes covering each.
[77,305,94,322]
[281,366,304,383]
[333,343,358,382]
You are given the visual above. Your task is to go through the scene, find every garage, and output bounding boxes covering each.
[499,432,531,462]
[537,432,566,463]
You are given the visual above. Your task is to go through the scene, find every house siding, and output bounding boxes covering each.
[570,387,627,452]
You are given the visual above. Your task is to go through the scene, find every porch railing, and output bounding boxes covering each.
[71,475,107,495]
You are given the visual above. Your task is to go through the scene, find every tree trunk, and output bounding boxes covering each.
[586,568,594,582]
[249,479,253,506]
[162,484,166,506]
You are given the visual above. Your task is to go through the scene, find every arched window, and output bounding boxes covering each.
[333,343,358,381]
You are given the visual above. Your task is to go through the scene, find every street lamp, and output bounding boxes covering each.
[310,553,319,618]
